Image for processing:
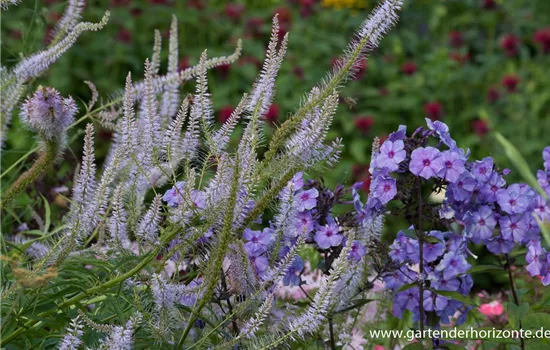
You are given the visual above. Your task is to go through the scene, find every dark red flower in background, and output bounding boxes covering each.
[246,17,264,39]
[215,64,231,79]
[401,61,417,75]
[293,66,304,80]
[179,56,190,71]
[354,116,375,134]
[471,119,490,137]
[130,7,143,17]
[266,104,279,125]
[218,106,234,124]
[353,58,368,80]
[449,51,470,65]
[225,3,245,22]
[487,86,500,103]
[115,28,132,44]
[501,74,520,93]
[188,0,204,10]
[448,30,464,48]
[299,0,315,18]
[533,27,550,53]
[424,101,443,121]
[482,0,497,10]
[500,34,521,57]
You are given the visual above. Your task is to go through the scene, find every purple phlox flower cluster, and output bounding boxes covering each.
[386,230,472,323]
[20,86,77,141]
[348,240,366,262]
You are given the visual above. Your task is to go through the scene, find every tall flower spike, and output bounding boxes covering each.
[108,185,130,251]
[54,0,86,39]
[192,50,214,132]
[70,124,97,213]
[150,30,162,76]
[161,97,189,167]
[210,94,248,154]
[14,11,110,81]
[58,315,84,350]
[160,16,180,121]
[136,194,163,246]
[248,15,288,117]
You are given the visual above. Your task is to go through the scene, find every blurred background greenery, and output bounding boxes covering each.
[2,0,550,290]
[3,0,550,186]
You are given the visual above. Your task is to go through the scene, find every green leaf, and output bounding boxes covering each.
[397,283,418,292]
[533,214,550,247]
[432,290,477,306]
[40,194,51,234]
[465,265,504,275]
[507,302,529,329]
[523,313,550,330]
[494,132,545,197]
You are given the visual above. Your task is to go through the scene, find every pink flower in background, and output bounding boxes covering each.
[178,56,190,71]
[472,119,490,137]
[115,28,132,44]
[479,300,504,317]
[482,0,497,10]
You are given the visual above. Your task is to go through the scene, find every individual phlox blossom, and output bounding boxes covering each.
[295,210,314,233]
[283,256,304,286]
[243,228,271,256]
[534,195,550,222]
[497,183,533,214]
[437,150,465,183]
[450,171,477,202]
[388,125,407,142]
[289,171,305,191]
[314,218,342,249]
[162,181,185,207]
[472,157,493,182]
[481,172,506,203]
[428,274,461,291]
[371,175,397,205]
[20,86,77,141]
[435,251,470,280]
[464,206,497,243]
[249,255,269,275]
[423,239,446,263]
[409,146,444,179]
[499,214,528,243]
[526,241,546,276]
[422,290,449,312]
[393,286,419,318]
[389,230,420,263]
[375,139,406,171]
[190,190,206,209]
[295,188,319,211]
[486,234,515,254]
[348,240,366,262]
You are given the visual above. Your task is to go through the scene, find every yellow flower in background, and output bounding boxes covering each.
[322,0,368,9]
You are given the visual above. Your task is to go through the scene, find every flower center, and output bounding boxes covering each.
[388,151,395,158]
[423,159,431,167]
[479,219,485,225]
[383,184,392,192]
[445,161,453,169]
[252,237,259,243]
[300,193,309,201]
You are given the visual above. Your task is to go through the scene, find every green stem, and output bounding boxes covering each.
[0,230,177,346]
[1,141,58,210]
